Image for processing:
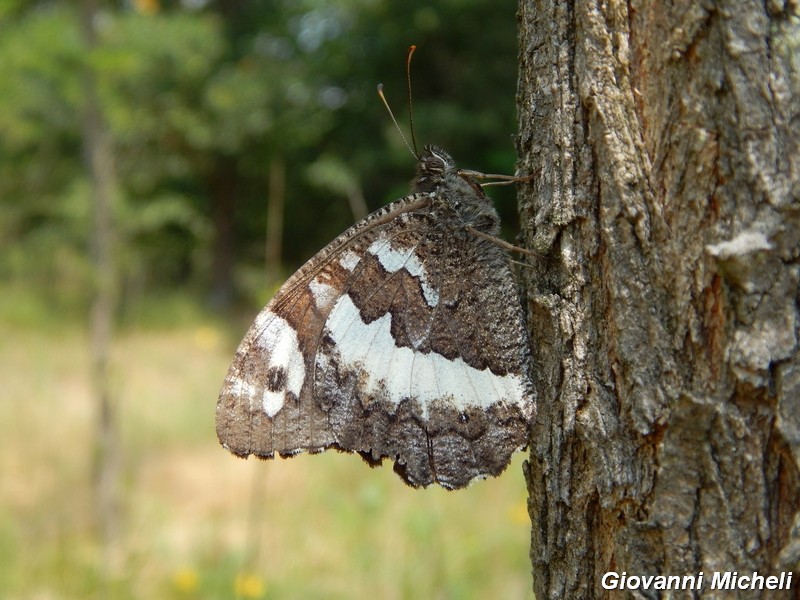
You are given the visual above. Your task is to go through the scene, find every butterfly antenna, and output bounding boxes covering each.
[405,45,420,157]
[377,83,418,160]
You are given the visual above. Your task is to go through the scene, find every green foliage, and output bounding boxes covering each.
[0,0,519,312]
[306,154,360,198]
[0,6,85,292]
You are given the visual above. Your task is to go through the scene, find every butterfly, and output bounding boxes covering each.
[216,142,536,489]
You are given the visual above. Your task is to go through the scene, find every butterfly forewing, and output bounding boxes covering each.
[217,195,429,451]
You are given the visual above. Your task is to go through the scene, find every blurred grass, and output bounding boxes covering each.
[0,286,535,599]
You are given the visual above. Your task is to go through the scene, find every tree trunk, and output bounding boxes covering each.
[517,1,800,597]
[265,157,285,278]
[209,155,239,308]
[80,0,121,562]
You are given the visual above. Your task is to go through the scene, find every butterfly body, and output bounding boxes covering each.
[217,145,535,489]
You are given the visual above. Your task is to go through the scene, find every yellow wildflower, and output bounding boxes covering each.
[234,572,266,598]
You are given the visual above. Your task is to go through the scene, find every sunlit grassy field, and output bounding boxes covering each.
[0,290,534,599]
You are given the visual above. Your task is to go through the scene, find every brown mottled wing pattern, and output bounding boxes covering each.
[217,186,534,489]
[216,193,432,455]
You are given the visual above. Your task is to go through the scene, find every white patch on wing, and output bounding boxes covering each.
[254,308,271,330]
[324,295,527,416]
[309,278,337,311]
[386,341,415,401]
[409,353,438,403]
[339,250,360,272]
[252,310,305,417]
[367,233,439,307]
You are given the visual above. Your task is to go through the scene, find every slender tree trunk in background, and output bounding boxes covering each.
[517,1,799,597]
[345,182,369,223]
[210,155,238,308]
[80,0,121,561]
[265,157,285,277]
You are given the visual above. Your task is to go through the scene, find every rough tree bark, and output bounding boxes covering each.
[517,1,799,597]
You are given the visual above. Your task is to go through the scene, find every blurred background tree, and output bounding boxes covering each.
[0,0,520,317]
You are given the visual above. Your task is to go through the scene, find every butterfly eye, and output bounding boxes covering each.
[421,152,446,174]
[427,156,445,172]
[423,146,455,173]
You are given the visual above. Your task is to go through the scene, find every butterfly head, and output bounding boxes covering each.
[413,145,457,192]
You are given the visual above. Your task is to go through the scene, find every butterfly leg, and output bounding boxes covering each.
[465,226,539,257]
